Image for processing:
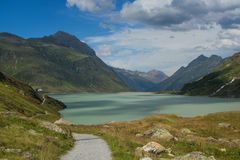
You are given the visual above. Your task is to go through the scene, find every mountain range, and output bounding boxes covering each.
[0,31,128,92]
[181,52,240,97]
[113,68,168,91]
[148,55,223,91]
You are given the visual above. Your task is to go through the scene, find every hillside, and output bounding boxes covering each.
[113,68,168,91]
[73,112,240,160]
[0,32,128,92]
[149,55,223,92]
[0,71,73,159]
[181,52,240,97]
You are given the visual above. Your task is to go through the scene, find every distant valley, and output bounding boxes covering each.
[113,68,168,91]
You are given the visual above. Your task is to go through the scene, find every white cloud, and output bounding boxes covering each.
[96,44,113,57]
[66,0,115,13]
[86,26,236,75]
[120,0,240,29]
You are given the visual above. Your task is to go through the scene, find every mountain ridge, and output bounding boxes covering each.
[181,52,240,97]
[0,31,129,92]
[149,54,223,91]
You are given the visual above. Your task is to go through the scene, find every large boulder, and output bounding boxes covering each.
[144,128,174,141]
[174,152,216,160]
[218,122,231,128]
[135,142,166,157]
[180,128,193,135]
[40,121,66,134]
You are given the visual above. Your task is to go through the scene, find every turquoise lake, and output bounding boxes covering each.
[51,92,240,125]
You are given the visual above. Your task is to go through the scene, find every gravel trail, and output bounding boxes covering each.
[61,133,112,160]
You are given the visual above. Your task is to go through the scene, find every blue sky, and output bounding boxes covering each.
[1,0,240,75]
[0,0,117,38]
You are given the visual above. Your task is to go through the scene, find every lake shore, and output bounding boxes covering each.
[51,92,240,125]
[67,111,240,160]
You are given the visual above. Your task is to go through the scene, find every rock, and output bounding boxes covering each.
[140,157,153,160]
[142,142,166,154]
[40,121,66,134]
[135,142,166,157]
[180,128,193,135]
[218,138,230,144]
[218,122,231,128]
[136,133,143,137]
[219,148,226,152]
[22,152,33,159]
[28,129,42,136]
[206,136,217,143]
[166,148,175,157]
[54,118,72,125]
[0,146,21,154]
[144,128,174,141]
[232,139,240,145]
[174,152,216,160]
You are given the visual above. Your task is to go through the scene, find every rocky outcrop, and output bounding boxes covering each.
[144,128,174,141]
[180,128,193,135]
[54,118,72,125]
[136,142,166,157]
[40,121,66,134]
[218,122,231,128]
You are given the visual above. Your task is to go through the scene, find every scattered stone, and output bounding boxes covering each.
[40,121,66,134]
[166,148,175,157]
[144,128,174,141]
[173,137,179,141]
[218,138,230,144]
[206,136,218,143]
[218,122,231,128]
[180,128,193,135]
[22,152,33,159]
[136,133,143,137]
[54,118,72,125]
[142,142,166,154]
[174,152,216,160]
[232,139,240,145]
[28,129,42,136]
[103,125,110,128]
[140,157,153,160]
[3,148,21,153]
[219,148,226,152]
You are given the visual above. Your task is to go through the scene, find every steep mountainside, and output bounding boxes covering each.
[0,71,73,159]
[149,55,223,91]
[0,32,128,92]
[0,71,65,119]
[113,68,168,91]
[181,52,240,97]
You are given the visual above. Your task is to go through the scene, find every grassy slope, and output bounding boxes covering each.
[0,72,73,159]
[0,32,128,93]
[181,52,240,97]
[71,112,240,160]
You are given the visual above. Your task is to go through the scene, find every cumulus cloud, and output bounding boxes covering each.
[67,0,115,13]
[86,27,235,74]
[120,0,240,29]
[96,44,113,57]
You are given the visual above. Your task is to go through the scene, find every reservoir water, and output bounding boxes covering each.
[51,92,240,125]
